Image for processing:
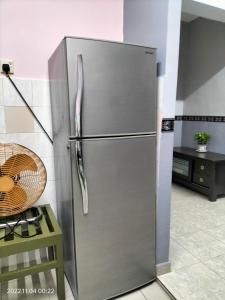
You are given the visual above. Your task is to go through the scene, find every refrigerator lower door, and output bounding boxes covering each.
[70,135,156,300]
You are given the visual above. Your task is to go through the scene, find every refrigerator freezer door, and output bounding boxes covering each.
[70,135,156,300]
[66,38,157,137]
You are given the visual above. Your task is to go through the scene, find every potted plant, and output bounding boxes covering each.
[195,132,210,152]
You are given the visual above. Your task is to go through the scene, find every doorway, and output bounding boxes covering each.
[159,6,225,300]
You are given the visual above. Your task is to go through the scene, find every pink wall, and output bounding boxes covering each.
[0,0,123,78]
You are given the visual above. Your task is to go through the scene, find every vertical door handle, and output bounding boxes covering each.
[74,55,88,214]
[75,141,88,215]
[75,54,83,137]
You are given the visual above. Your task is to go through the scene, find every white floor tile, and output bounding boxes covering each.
[166,184,225,300]
[204,224,225,242]
[49,296,58,300]
[175,230,225,261]
[182,289,225,300]
[117,291,145,300]
[169,239,199,270]
[141,282,171,300]
[204,253,225,279]
[159,262,225,300]
[65,296,75,300]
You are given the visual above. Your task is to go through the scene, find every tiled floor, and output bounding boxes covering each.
[159,184,225,300]
[0,274,171,300]
[9,183,225,299]
[0,250,171,300]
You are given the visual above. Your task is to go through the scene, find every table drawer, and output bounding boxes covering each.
[194,160,211,175]
[193,173,210,188]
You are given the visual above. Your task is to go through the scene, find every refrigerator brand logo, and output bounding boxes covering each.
[145,51,153,55]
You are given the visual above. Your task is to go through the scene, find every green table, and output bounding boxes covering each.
[0,204,65,300]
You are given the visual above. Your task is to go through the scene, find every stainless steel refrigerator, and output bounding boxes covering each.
[49,37,157,300]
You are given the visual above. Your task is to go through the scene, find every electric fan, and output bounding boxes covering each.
[0,143,47,216]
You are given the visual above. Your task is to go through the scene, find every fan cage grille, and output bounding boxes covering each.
[0,143,47,216]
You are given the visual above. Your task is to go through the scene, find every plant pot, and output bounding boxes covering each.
[196,144,207,153]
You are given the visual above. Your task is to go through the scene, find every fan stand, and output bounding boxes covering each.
[0,207,42,229]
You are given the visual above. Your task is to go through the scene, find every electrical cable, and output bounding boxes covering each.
[2,65,53,145]
[0,215,23,240]
[0,65,50,239]
[0,217,39,240]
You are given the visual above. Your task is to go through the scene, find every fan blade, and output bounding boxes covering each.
[0,176,14,192]
[0,154,37,176]
[1,185,27,209]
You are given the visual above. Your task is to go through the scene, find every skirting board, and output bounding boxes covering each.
[156,261,171,276]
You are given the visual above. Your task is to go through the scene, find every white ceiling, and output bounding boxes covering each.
[192,0,225,10]
[182,0,225,23]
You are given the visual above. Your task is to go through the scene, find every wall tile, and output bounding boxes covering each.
[1,132,35,150]
[0,77,57,218]
[33,106,52,134]
[3,77,33,106]
[0,106,5,133]
[0,78,3,105]
[32,80,50,107]
[1,133,53,158]
[40,156,55,181]
[31,133,54,158]
[0,133,7,143]
[37,179,56,215]
[5,106,34,133]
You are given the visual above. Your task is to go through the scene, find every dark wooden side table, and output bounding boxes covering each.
[0,204,65,300]
[173,147,225,201]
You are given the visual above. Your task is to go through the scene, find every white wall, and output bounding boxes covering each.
[176,100,184,115]
[174,100,184,147]
[183,67,225,115]
[175,17,225,153]
[163,0,182,118]
[177,18,225,115]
